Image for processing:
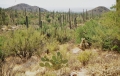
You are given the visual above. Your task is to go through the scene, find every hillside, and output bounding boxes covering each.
[7,3,47,12]
[88,6,110,15]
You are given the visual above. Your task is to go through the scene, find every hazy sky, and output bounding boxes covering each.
[0,0,116,11]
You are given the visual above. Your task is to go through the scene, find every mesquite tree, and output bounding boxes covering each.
[116,0,120,26]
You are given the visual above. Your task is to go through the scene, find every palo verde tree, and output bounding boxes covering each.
[116,0,120,26]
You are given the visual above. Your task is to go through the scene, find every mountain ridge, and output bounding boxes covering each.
[7,3,47,12]
[87,6,110,15]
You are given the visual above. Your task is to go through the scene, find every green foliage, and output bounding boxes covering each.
[76,18,120,51]
[46,18,51,23]
[0,36,6,61]
[99,11,117,27]
[46,40,59,53]
[0,27,46,60]
[17,18,25,25]
[40,52,68,70]
[76,20,99,44]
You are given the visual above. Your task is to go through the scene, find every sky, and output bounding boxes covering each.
[0,0,116,12]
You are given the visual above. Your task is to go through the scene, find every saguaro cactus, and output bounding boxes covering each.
[62,12,65,24]
[39,8,42,28]
[0,8,2,25]
[26,16,28,28]
[25,8,26,16]
[68,8,71,29]
[82,9,85,22]
[52,11,54,19]
[25,9,29,28]
[91,10,93,19]
[74,17,77,28]
[86,9,88,20]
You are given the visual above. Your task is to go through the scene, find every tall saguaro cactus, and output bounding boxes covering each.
[68,8,71,29]
[82,9,85,23]
[25,8,26,16]
[74,17,77,28]
[52,11,54,19]
[25,8,29,28]
[86,9,88,20]
[39,8,42,28]
[62,12,65,24]
[0,8,2,25]
[26,16,28,28]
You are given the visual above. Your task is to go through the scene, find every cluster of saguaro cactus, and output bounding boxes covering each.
[4,7,99,29]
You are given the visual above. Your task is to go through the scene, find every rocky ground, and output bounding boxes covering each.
[1,43,120,76]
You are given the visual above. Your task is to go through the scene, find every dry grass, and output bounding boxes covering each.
[1,44,120,76]
[87,50,120,76]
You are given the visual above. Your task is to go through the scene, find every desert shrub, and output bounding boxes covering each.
[77,50,95,66]
[76,20,103,47]
[55,27,73,43]
[17,18,25,25]
[99,11,120,51]
[99,11,117,27]
[76,19,120,51]
[0,36,6,61]
[46,18,51,23]
[88,61,120,76]
[46,39,59,53]
[43,24,73,44]
[0,27,45,60]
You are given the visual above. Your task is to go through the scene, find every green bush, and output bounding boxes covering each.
[76,19,120,51]
[46,18,51,23]
[77,50,95,66]
[0,27,46,60]
[76,20,103,46]
[0,36,6,61]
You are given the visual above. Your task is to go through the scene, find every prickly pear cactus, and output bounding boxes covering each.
[40,52,68,70]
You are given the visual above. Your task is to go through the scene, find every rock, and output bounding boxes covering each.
[1,27,7,31]
[25,69,40,76]
[70,68,88,76]
[105,54,117,59]
[70,72,77,76]
[71,47,83,54]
